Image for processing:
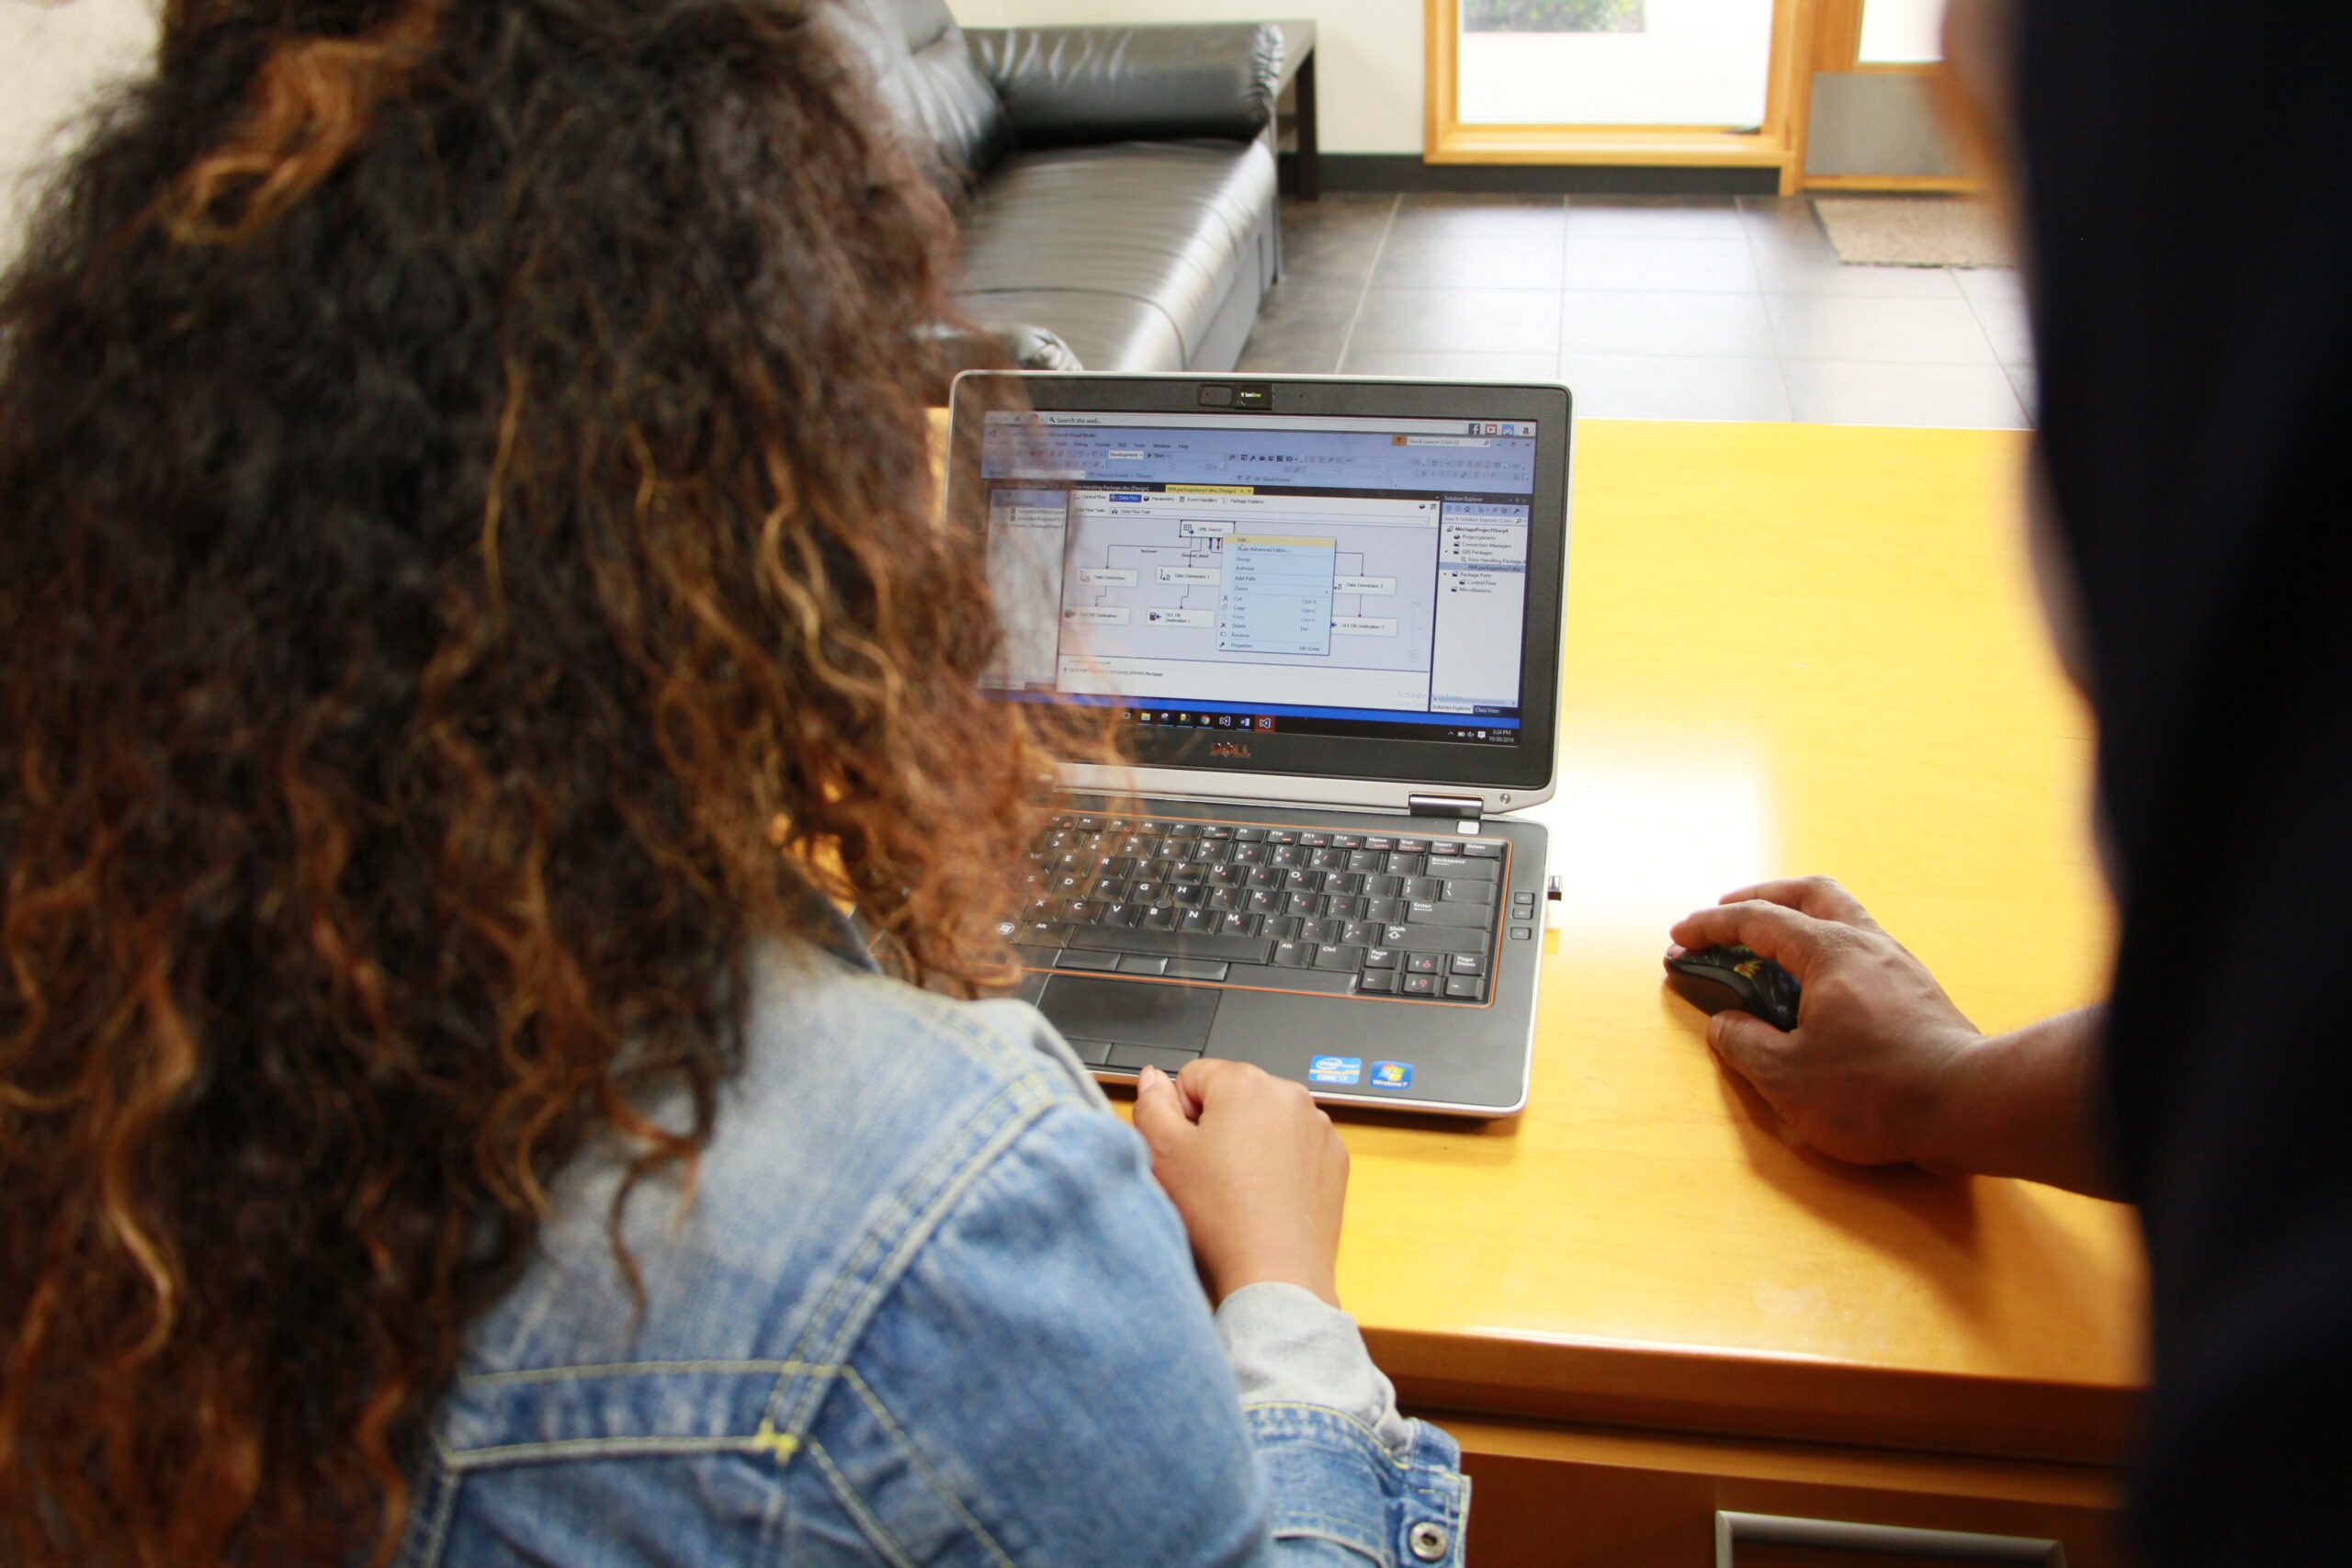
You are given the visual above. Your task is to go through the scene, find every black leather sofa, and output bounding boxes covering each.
[831,0,1284,381]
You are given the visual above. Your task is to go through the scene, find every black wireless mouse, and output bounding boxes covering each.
[1664,944,1803,1032]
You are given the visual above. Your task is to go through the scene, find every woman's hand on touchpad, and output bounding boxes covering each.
[1133,1060,1349,1309]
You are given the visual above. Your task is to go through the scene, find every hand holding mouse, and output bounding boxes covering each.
[1668,876,1980,1168]
[1132,1059,1349,1308]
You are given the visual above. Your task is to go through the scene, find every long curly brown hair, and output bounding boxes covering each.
[0,3,1093,1563]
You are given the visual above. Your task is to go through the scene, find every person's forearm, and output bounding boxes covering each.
[1916,1005,2119,1198]
[1216,1283,1413,1456]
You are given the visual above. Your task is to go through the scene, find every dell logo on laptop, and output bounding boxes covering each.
[1208,740,1251,759]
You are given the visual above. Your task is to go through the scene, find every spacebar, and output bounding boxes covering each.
[1067,927,1275,965]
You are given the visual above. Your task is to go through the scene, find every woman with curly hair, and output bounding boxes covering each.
[0,3,1467,1563]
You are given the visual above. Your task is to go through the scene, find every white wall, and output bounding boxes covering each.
[950,0,1425,154]
[1,0,160,263]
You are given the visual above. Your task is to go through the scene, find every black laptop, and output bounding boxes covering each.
[951,372,1570,1117]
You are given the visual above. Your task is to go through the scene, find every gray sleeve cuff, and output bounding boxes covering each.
[1214,1282,1413,1459]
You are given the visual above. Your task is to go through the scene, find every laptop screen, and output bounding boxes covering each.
[978,409,1539,750]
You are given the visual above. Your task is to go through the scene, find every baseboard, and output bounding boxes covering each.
[1281,152,1778,197]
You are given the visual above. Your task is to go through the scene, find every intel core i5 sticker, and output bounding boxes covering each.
[1307,1055,1363,1085]
[1370,1061,1414,1091]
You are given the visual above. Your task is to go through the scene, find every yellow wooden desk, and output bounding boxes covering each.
[1077,419,2143,1564]
[1314,420,2143,1565]
[935,408,2143,1560]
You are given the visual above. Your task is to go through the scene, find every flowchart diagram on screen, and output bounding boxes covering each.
[1056,493,1441,697]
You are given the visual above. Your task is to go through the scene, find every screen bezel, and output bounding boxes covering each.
[951,372,1570,796]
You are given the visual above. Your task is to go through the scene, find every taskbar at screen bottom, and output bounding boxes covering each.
[1112,708,1521,746]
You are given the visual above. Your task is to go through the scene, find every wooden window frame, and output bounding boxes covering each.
[1807,0,1985,192]
[1425,0,1818,195]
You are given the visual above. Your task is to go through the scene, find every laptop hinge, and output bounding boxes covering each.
[1408,793,1486,830]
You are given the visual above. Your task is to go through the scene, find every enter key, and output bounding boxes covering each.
[1404,900,1496,929]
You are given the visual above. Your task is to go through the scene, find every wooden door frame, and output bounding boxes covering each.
[1424,0,1817,195]
[1804,0,1984,191]
[1425,0,1985,196]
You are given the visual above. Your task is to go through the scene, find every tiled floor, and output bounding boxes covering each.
[1238,193,2035,428]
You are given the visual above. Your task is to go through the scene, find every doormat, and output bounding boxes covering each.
[1812,196,2017,268]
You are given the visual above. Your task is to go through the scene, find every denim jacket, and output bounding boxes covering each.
[395,916,1469,1567]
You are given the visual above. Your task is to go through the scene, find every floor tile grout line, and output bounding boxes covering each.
[1779,356,2045,376]
[1556,179,1573,374]
[1555,210,1574,371]
[1919,266,2028,423]
[1330,195,1400,374]
[1737,202,1794,413]
[1951,276,2028,397]
[1734,193,1800,417]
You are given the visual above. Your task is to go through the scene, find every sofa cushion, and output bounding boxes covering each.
[966,24,1282,149]
[826,0,1008,192]
[953,139,1277,372]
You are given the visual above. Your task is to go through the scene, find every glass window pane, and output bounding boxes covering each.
[1858,0,1946,64]
[1457,0,1775,129]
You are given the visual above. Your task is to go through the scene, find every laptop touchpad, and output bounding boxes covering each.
[1039,975,1222,1052]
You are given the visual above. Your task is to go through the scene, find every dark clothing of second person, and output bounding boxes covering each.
[2018,4,2352,1559]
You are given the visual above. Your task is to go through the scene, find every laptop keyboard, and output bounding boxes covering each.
[1004,811,1531,1004]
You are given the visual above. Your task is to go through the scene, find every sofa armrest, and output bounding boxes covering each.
[969,321,1085,374]
[918,321,1084,398]
[964,24,1283,148]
